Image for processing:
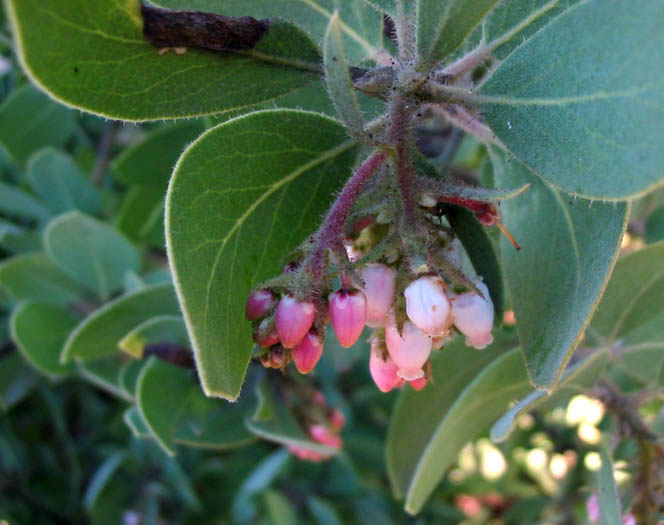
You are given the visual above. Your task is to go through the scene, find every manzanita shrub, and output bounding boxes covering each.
[1,0,664,522]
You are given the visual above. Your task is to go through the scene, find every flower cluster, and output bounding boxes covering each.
[287,391,345,462]
[246,256,494,394]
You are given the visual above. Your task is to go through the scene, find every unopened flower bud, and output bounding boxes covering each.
[369,339,403,392]
[330,408,345,431]
[245,289,277,320]
[404,275,452,336]
[451,281,494,350]
[418,192,437,207]
[329,289,367,348]
[288,444,327,462]
[409,376,428,391]
[309,424,342,449]
[253,318,280,347]
[268,345,289,369]
[384,315,432,381]
[360,264,396,327]
[275,295,315,348]
[291,331,324,374]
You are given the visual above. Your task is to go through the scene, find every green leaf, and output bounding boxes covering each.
[417,0,500,65]
[118,315,187,358]
[154,0,382,62]
[246,380,339,455]
[44,211,141,301]
[308,495,342,525]
[0,220,41,254]
[84,451,128,511]
[323,12,365,138]
[387,341,530,514]
[596,441,622,525]
[136,357,254,453]
[166,109,358,399]
[481,0,582,60]
[263,490,298,525]
[124,406,152,438]
[490,349,610,442]
[478,0,664,199]
[446,205,503,321]
[490,148,627,389]
[0,352,39,411]
[0,85,76,164]
[10,301,77,378]
[0,181,51,223]
[591,242,664,343]
[6,0,321,121]
[118,359,145,397]
[0,253,87,305]
[136,358,193,455]
[27,149,101,215]
[62,283,180,362]
[78,356,133,401]
[646,205,664,244]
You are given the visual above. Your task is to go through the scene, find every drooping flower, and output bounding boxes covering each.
[384,315,432,380]
[369,338,403,392]
[291,331,324,374]
[451,281,494,350]
[329,289,367,348]
[360,264,396,327]
[275,295,315,348]
[252,318,280,347]
[404,275,453,336]
[245,289,277,320]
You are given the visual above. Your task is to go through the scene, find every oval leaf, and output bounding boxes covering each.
[166,109,358,399]
[44,211,141,301]
[387,342,530,514]
[119,315,187,358]
[0,253,87,305]
[27,149,101,215]
[478,0,664,199]
[491,148,627,389]
[10,301,77,378]
[62,283,180,362]
[6,0,321,121]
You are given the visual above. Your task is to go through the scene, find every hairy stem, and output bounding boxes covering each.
[306,150,389,285]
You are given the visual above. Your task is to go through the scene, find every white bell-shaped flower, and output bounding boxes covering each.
[451,281,494,349]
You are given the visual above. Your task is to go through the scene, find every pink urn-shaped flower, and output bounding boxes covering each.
[291,331,324,374]
[451,281,494,350]
[360,264,397,327]
[409,376,428,391]
[329,289,367,348]
[369,338,403,392]
[384,315,432,380]
[245,289,277,320]
[275,295,315,348]
[404,275,453,336]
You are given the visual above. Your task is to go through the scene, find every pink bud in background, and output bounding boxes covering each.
[309,424,342,449]
[451,281,494,350]
[360,264,397,327]
[404,275,452,336]
[291,331,324,374]
[586,494,599,523]
[409,376,428,391]
[369,339,403,392]
[329,289,367,348]
[622,514,636,525]
[275,295,315,348]
[252,318,280,348]
[384,315,432,380]
[330,409,345,431]
[245,290,277,320]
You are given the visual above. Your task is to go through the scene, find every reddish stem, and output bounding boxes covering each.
[307,150,389,284]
